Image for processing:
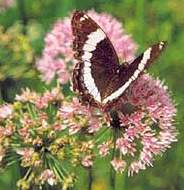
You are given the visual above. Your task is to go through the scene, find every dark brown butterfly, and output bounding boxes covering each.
[71,11,166,110]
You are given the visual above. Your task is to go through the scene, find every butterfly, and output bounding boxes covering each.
[71,11,167,111]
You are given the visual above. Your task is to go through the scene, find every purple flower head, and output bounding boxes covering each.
[36,10,137,84]
[98,74,177,175]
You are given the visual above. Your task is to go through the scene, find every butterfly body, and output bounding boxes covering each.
[71,11,167,111]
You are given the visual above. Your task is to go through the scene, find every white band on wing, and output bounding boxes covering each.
[102,48,152,104]
[81,28,106,102]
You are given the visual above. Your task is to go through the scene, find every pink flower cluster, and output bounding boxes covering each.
[15,87,63,109]
[0,87,98,188]
[36,10,137,84]
[0,77,177,178]
[40,169,57,186]
[59,98,106,135]
[0,104,13,119]
[0,0,14,11]
[98,74,177,175]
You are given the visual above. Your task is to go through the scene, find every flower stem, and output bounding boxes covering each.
[17,0,28,34]
[110,143,116,190]
[109,110,120,190]
[88,167,93,190]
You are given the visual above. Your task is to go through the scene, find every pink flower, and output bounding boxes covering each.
[35,97,49,109]
[111,158,126,173]
[0,104,12,119]
[85,74,177,176]
[59,105,75,118]
[81,155,93,167]
[4,126,14,136]
[18,127,31,140]
[68,123,81,135]
[40,169,57,186]
[16,148,34,161]
[59,98,105,135]
[128,161,146,176]
[87,118,101,133]
[98,141,111,157]
[15,88,39,103]
[53,124,67,131]
[35,87,63,109]
[16,87,63,109]
[36,10,137,84]
[116,136,136,156]
[59,98,89,119]
[58,98,80,119]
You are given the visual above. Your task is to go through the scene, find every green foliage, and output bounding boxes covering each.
[0,23,35,80]
[0,0,183,190]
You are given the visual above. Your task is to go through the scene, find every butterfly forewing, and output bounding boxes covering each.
[72,11,119,105]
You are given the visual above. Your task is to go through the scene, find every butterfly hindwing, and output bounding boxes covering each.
[102,41,167,105]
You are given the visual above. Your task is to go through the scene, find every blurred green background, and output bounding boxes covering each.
[0,0,183,189]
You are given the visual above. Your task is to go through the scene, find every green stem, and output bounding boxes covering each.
[78,129,94,190]
[110,130,117,190]
[95,127,110,143]
[88,167,93,190]
[109,110,120,190]
[17,0,27,34]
